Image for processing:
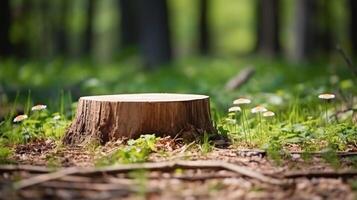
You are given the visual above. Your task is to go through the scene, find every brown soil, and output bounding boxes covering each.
[1,138,356,200]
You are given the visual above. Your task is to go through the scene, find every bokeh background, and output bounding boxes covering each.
[0,0,356,117]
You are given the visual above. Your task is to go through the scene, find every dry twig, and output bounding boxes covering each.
[225,67,255,91]
[12,160,286,189]
[284,170,357,179]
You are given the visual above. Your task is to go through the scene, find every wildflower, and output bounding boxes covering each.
[31,104,47,111]
[318,93,335,100]
[251,105,267,114]
[53,115,61,120]
[13,114,28,123]
[233,98,251,105]
[228,106,241,112]
[263,111,275,117]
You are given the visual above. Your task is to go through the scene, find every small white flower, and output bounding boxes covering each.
[13,114,28,123]
[251,105,267,114]
[318,93,335,100]
[53,115,61,120]
[228,106,241,112]
[263,111,275,117]
[233,98,251,105]
[31,104,47,111]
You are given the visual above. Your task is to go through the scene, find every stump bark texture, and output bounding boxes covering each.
[63,93,215,145]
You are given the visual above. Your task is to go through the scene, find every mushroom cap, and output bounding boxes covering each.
[13,114,28,122]
[228,106,241,112]
[263,111,275,117]
[318,93,335,100]
[233,98,251,105]
[31,104,47,111]
[251,105,267,113]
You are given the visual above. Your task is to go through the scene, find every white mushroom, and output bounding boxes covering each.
[13,114,28,123]
[251,105,267,114]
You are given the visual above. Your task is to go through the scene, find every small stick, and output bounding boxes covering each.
[12,160,286,189]
[40,181,134,191]
[14,167,79,190]
[78,160,286,186]
[225,67,255,91]
[284,170,357,179]
[0,165,51,173]
[236,150,357,158]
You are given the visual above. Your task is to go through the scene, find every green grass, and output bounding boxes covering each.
[0,56,356,164]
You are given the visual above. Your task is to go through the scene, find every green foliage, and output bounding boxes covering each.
[0,145,13,164]
[0,106,70,145]
[96,134,159,166]
[200,132,213,154]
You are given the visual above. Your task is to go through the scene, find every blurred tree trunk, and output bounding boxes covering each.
[119,0,139,49]
[291,0,317,61]
[83,0,95,56]
[199,0,210,55]
[255,0,280,57]
[291,0,333,61]
[12,1,32,58]
[0,0,12,57]
[350,0,357,56]
[318,0,333,55]
[135,0,172,68]
[39,0,55,58]
[56,0,69,56]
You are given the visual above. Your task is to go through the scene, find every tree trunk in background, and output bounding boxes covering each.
[350,0,357,56]
[119,0,139,49]
[83,0,95,56]
[0,0,12,57]
[291,0,317,61]
[39,1,55,59]
[255,0,280,57]
[318,0,333,55]
[199,0,210,55]
[135,0,172,69]
[56,0,69,56]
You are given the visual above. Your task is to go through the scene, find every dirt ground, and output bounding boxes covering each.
[1,139,356,200]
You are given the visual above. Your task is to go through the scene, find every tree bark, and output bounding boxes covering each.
[135,0,172,69]
[64,94,216,145]
[350,0,357,57]
[255,0,280,57]
[198,0,210,55]
[0,0,12,57]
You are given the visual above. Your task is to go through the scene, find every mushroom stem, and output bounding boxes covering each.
[324,101,329,125]
[241,109,247,144]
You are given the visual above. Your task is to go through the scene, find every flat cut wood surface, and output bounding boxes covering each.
[80,93,209,102]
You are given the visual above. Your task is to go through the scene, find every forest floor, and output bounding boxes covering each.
[1,57,357,199]
[1,138,356,200]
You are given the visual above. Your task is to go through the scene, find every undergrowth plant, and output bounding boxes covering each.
[220,90,356,162]
[96,134,159,166]
[200,132,213,154]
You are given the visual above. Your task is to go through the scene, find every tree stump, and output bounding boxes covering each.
[63,93,216,145]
